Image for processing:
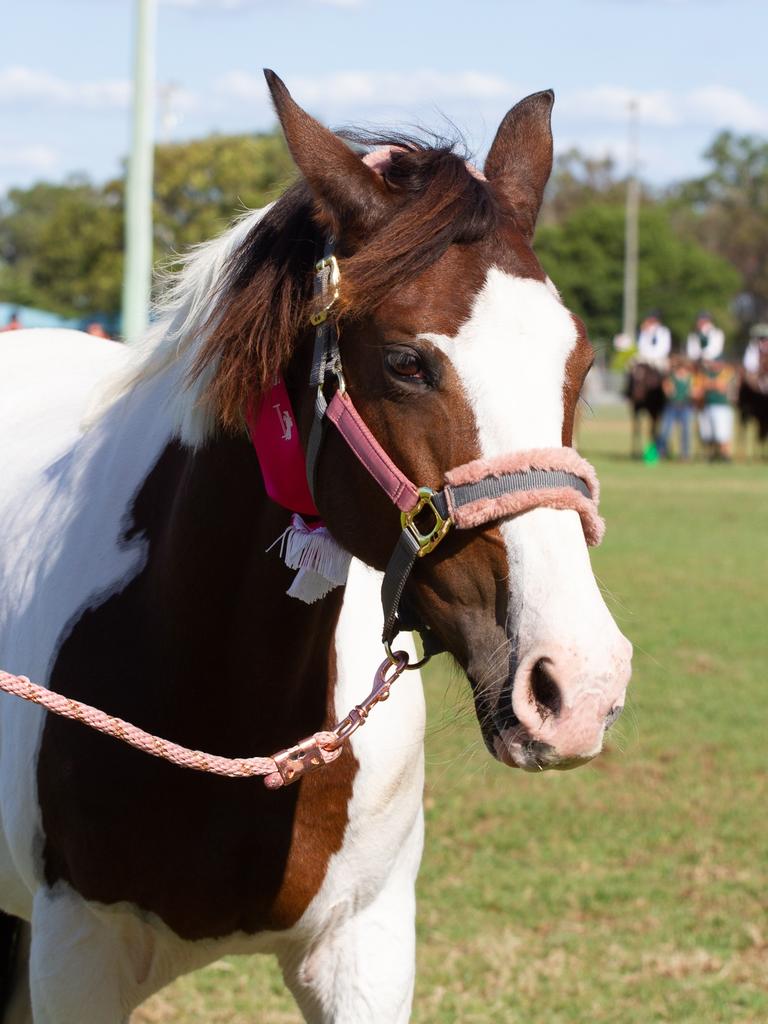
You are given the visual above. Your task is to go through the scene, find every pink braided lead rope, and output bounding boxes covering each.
[0,653,408,790]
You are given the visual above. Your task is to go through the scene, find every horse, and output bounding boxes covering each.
[737,366,768,457]
[0,71,632,1023]
[625,361,666,457]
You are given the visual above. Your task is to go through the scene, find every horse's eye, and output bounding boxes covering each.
[386,348,426,381]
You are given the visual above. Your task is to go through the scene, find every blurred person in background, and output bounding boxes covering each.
[743,323,768,376]
[738,324,768,455]
[637,311,671,368]
[659,355,694,460]
[686,312,724,361]
[694,358,736,461]
[85,321,110,339]
[0,311,22,332]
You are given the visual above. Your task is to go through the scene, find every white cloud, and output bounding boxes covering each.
[0,66,130,111]
[212,71,765,185]
[217,69,515,108]
[162,0,248,7]
[12,63,758,141]
[217,72,768,136]
[560,86,677,126]
[552,131,703,181]
[685,86,768,132]
[162,0,362,7]
[560,84,768,133]
[0,67,201,119]
[0,144,59,172]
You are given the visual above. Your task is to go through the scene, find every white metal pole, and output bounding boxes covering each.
[122,0,157,343]
[622,100,640,344]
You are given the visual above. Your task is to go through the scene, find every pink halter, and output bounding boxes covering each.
[247,171,604,657]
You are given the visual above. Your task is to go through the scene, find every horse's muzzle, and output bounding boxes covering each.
[486,639,632,771]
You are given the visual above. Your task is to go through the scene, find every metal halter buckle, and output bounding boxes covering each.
[401,487,452,557]
[316,355,346,397]
[309,254,341,326]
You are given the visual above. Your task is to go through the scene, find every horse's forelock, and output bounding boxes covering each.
[192,140,503,431]
[339,150,498,315]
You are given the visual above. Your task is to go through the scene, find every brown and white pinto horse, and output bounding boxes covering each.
[0,72,632,1022]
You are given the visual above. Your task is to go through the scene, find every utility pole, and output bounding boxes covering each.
[121,0,157,343]
[622,99,640,344]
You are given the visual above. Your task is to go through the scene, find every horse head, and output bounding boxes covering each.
[197,72,633,772]
[630,362,665,403]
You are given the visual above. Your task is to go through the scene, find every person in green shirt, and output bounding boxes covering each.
[694,359,735,460]
[659,356,693,459]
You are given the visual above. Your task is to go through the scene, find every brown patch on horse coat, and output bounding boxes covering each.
[37,438,356,940]
[562,314,596,446]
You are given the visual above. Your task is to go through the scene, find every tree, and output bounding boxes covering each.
[0,178,123,317]
[667,131,768,332]
[540,148,631,228]
[0,131,293,319]
[151,131,294,258]
[535,204,741,346]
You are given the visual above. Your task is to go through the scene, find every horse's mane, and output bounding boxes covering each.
[115,133,500,445]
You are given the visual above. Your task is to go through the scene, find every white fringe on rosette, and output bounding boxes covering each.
[268,514,352,603]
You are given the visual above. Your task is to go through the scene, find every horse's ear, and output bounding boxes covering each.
[264,69,389,242]
[484,90,555,238]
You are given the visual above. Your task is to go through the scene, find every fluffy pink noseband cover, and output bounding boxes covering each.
[444,448,605,547]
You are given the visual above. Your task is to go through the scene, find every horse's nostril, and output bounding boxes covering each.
[530,658,562,718]
[605,705,624,729]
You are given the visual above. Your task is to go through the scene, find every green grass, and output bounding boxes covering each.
[136,408,768,1023]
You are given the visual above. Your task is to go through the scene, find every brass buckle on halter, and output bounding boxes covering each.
[309,254,341,326]
[401,487,452,557]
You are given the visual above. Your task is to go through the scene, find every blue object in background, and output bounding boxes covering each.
[0,302,121,336]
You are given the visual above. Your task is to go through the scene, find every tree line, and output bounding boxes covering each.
[0,127,765,351]
[0,131,294,323]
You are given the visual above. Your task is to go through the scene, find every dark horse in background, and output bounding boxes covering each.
[625,362,666,457]
[737,366,768,457]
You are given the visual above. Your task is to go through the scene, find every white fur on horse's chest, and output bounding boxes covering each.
[296,559,425,932]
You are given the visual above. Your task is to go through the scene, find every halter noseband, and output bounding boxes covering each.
[302,239,605,667]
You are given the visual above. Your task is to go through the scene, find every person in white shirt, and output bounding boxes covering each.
[743,323,768,375]
[637,313,671,366]
[686,313,725,361]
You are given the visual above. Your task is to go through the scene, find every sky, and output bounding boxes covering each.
[2,0,768,196]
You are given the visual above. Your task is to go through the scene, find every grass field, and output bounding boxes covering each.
[136,407,768,1024]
